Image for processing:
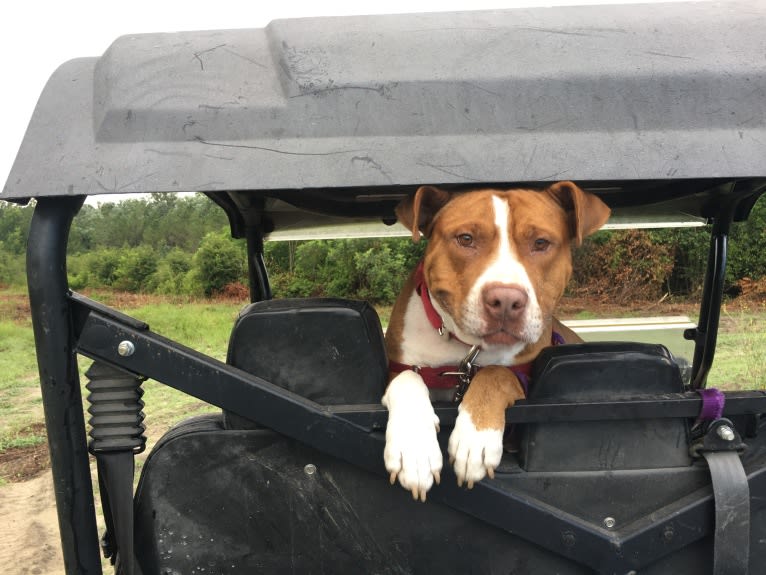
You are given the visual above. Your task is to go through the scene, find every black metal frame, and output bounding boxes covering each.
[27,197,102,573]
[25,193,766,574]
[688,199,737,389]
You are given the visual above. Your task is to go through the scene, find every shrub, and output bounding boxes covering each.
[149,249,193,295]
[113,246,158,292]
[0,245,25,287]
[193,230,246,296]
[353,245,409,304]
[571,230,675,303]
[86,248,122,287]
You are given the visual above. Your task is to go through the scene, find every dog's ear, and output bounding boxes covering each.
[396,186,452,242]
[544,181,611,246]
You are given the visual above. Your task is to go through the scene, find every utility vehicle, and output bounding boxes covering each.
[2,3,766,573]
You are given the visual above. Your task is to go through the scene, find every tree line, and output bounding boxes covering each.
[1,193,766,304]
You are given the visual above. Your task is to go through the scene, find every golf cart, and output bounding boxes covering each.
[3,2,766,573]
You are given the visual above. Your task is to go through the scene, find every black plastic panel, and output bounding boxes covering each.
[133,413,766,574]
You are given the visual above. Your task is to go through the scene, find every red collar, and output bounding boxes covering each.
[415,260,474,345]
[415,260,446,334]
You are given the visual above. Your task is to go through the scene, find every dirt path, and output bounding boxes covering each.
[0,472,64,575]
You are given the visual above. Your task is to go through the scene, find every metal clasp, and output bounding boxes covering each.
[441,345,481,403]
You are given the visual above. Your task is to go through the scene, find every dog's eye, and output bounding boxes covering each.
[533,238,551,252]
[456,233,474,247]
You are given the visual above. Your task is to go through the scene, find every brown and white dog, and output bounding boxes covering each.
[382,181,610,501]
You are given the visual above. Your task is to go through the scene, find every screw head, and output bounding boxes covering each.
[304,464,317,476]
[561,530,576,548]
[716,425,735,441]
[117,340,135,357]
[603,517,616,529]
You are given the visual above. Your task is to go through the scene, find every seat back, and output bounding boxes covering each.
[519,342,691,471]
[224,298,387,428]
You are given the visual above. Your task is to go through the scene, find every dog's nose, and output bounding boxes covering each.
[482,284,528,320]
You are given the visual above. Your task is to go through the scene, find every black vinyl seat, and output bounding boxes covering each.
[223,298,388,429]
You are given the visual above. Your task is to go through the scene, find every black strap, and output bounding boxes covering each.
[697,420,750,575]
[97,452,137,575]
[702,451,750,575]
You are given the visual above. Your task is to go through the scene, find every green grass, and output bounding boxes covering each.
[707,307,766,390]
[0,294,43,440]
[0,289,244,453]
[0,431,47,451]
[117,301,244,436]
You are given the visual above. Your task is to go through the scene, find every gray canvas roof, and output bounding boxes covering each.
[3,1,766,210]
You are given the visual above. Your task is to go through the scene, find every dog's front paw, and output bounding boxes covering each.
[382,371,443,502]
[447,405,503,489]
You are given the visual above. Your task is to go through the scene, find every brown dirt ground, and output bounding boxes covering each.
[0,424,50,484]
[0,471,64,575]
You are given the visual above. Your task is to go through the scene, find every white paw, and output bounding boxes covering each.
[447,406,503,488]
[382,371,443,502]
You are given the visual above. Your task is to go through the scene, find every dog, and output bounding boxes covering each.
[382,181,610,501]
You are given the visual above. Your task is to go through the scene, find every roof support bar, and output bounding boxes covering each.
[689,201,736,389]
[26,196,103,575]
[245,223,272,303]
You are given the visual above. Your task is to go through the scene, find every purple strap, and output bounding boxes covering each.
[697,388,725,421]
[510,369,530,394]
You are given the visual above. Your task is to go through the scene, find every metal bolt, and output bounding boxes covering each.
[603,517,616,529]
[561,531,576,548]
[662,525,675,542]
[716,425,735,441]
[117,340,135,357]
[304,464,317,476]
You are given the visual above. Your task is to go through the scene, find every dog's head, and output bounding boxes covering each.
[397,181,610,354]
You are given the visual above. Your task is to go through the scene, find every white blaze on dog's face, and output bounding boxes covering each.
[397,181,610,354]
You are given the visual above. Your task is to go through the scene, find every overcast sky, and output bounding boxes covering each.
[0,0,692,201]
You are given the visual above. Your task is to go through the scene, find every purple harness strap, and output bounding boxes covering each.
[697,388,726,421]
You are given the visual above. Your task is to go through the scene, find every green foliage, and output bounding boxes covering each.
[0,202,34,287]
[265,238,426,304]
[149,249,193,295]
[113,246,159,292]
[193,229,247,296]
[0,201,34,255]
[650,227,709,295]
[5,192,766,305]
[353,244,409,303]
[728,195,766,284]
[68,193,229,252]
[86,249,122,287]
[0,244,25,287]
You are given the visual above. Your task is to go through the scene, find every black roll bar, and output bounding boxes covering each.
[26,196,103,574]
[689,198,736,389]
